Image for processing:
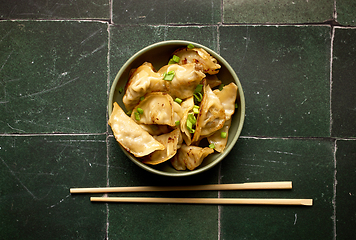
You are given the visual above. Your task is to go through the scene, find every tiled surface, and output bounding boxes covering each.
[1,1,355,240]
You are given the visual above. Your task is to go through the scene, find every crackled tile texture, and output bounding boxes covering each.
[223,0,334,24]
[0,135,107,239]
[332,28,356,138]
[220,138,335,239]
[0,0,110,19]
[113,0,221,25]
[0,21,108,134]
[220,25,331,137]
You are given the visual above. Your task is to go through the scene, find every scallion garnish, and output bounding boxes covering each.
[118,87,124,94]
[194,84,203,93]
[168,55,180,65]
[186,120,195,133]
[218,84,225,91]
[187,43,195,49]
[193,105,200,114]
[126,110,132,116]
[235,103,238,109]
[221,132,227,138]
[175,120,180,126]
[137,108,144,114]
[193,92,203,102]
[209,143,215,149]
[174,98,182,104]
[134,112,140,121]
[140,96,145,101]
[163,70,175,81]
[187,113,196,125]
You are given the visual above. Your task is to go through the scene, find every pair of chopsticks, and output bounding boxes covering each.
[70,181,313,206]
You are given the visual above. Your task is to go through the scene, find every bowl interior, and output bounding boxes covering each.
[109,40,245,177]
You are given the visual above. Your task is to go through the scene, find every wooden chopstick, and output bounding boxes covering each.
[70,181,292,194]
[90,197,313,206]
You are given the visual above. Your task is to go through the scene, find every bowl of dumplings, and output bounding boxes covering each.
[108,40,245,177]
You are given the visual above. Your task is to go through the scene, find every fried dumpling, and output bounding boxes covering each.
[138,124,171,136]
[108,102,165,157]
[192,84,226,143]
[171,144,214,171]
[205,74,222,89]
[142,128,182,165]
[207,119,231,153]
[158,63,205,100]
[213,82,238,121]
[131,92,182,127]
[173,47,221,75]
[179,96,195,146]
[123,62,166,111]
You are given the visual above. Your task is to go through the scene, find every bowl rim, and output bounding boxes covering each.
[108,40,245,177]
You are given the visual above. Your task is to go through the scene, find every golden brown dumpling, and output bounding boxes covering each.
[213,82,238,121]
[123,62,166,111]
[158,63,205,100]
[179,96,195,146]
[171,144,214,170]
[207,119,231,153]
[108,102,165,157]
[173,47,221,75]
[142,128,182,165]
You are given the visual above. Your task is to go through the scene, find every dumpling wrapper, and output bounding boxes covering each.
[123,62,166,111]
[173,47,221,75]
[205,74,222,89]
[131,92,182,127]
[179,96,195,146]
[192,84,226,144]
[158,63,205,100]
[171,144,214,171]
[213,82,238,121]
[108,102,165,157]
[207,119,231,153]
[142,128,182,165]
[138,124,171,136]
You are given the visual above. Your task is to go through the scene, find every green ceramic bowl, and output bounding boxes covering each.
[108,40,245,177]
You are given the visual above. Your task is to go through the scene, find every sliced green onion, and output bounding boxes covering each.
[126,110,132,116]
[187,113,196,125]
[134,112,140,121]
[235,103,238,109]
[168,55,180,64]
[140,96,145,101]
[186,120,195,133]
[209,143,215,149]
[194,84,203,93]
[163,70,175,81]
[118,87,124,94]
[218,84,225,91]
[193,92,203,102]
[174,98,182,104]
[175,120,180,126]
[187,43,195,49]
[137,108,144,114]
[193,105,200,114]
[221,132,227,138]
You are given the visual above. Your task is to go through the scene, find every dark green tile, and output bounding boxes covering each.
[0,135,107,239]
[107,136,219,239]
[109,25,218,84]
[220,26,331,137]
[220,138,335,239]
[223,0,334,24]
[0,0,110,19]
[336,139,356,239]
[331,28,356,138]
[336,0,356,26]
[0,21,108,133]
[113,0,221,25]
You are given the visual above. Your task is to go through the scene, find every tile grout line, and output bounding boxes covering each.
[332,139,338,240]
[330,26,335,138]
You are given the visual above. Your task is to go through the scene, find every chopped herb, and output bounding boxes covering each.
[168,55,180,65]
[194,84,203,93]
[221,132,227,138]
[187,43,195,49]
[163,70,175,81]
[218,84,225,91]
[140,96,145,101]
[118,87,124,94]
[193,105,200,114]
[193,92,203,102]
[187,113,196,125]
[126,110,132,116]
[209,143,215,149]
[235,103,238,109]
[186,120,195,133]
[134,112,140,121]
[137,108,144,114]
[175,120,180,126]
[174,98,182,104]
